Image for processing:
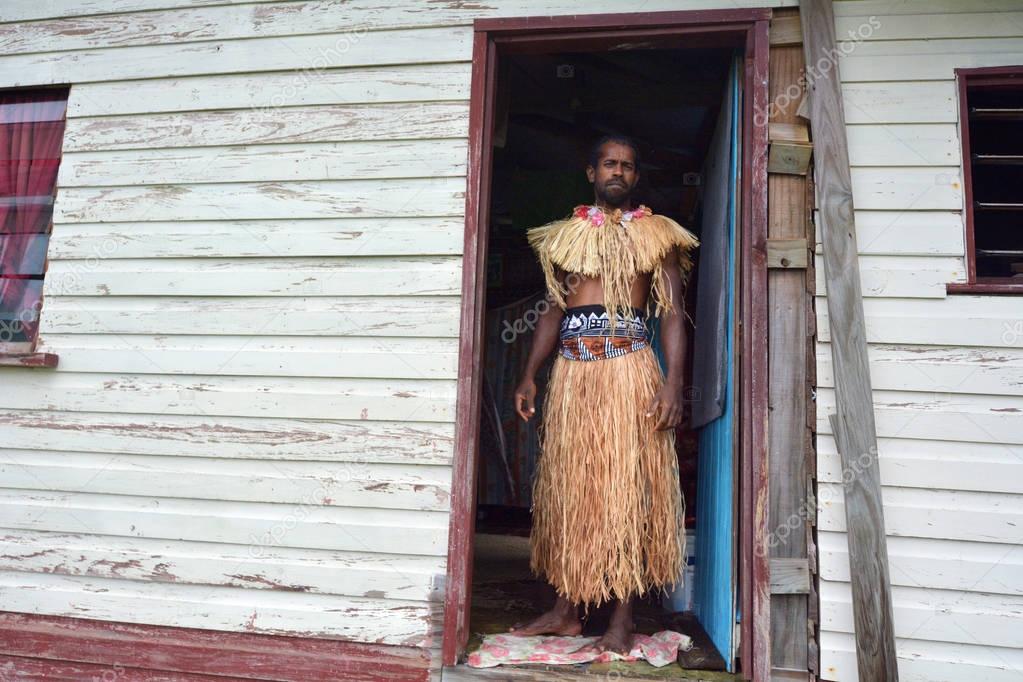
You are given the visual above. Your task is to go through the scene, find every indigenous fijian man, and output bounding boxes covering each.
[509,135,700,654]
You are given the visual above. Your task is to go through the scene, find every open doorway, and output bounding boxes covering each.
[444,11,771,679]
[471,47,739,674]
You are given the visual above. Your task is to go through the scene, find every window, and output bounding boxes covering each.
[949,66,1023,295]
[0,87,69,363]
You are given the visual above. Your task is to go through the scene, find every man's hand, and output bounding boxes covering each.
[646,382,684,431]
[514,378,537,422]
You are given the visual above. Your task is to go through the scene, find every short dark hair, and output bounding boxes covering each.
[588,134,642,172]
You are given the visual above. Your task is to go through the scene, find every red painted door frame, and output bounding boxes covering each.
[443,10,771,680]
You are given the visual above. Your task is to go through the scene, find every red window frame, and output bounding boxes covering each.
[947,65,1023,296]
[0,86,69,366]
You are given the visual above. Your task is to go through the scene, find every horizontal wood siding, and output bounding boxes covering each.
[819,1,1023,679]
[0,0,799,675]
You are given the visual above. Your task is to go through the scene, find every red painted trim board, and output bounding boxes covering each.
[0,612,431,681]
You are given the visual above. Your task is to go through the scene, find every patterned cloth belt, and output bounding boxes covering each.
[559,304,649,361]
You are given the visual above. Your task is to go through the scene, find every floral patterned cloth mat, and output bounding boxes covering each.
[466,630,693,668]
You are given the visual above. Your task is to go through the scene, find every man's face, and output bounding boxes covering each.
[587,141,639,207]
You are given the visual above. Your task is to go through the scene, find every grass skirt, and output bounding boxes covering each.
[529,345,687,609]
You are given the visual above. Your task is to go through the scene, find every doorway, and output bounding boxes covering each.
[444,10,771,680]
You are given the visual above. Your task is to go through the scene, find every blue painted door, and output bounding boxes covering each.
[693,52,741,670]
[647,52,741,669]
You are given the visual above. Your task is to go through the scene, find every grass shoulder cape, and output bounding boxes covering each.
[526,204,700,327]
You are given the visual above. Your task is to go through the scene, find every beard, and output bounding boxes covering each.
[595,180,633,207]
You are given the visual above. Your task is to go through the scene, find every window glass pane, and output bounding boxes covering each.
[0,98,67,123]
[0,195,55,235]
[0,116,64,235]
[0,278,42,344]
[0,233,48,276]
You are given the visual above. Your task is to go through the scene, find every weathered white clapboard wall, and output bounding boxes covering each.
[819,2,1023,680]
[0,0,801,669]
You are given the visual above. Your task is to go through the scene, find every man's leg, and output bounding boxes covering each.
[593,596,635,654]
[508,594,582,636]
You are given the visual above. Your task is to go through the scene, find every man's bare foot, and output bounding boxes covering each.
[593,616,635,654]
[508,596,581,636]
[592,597,635,655]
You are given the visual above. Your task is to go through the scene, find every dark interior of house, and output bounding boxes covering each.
[965,84,1023,279]
[469,47,740,676]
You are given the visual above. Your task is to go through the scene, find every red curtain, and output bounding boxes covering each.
[0,89,68,347]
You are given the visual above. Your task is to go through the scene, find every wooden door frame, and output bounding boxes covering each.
[443,10,772,680]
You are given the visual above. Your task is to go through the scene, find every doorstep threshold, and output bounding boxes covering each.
[442,662,743,681]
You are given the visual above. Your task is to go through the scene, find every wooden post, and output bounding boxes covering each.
[766,9,816,679]
[799,1,899,680]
